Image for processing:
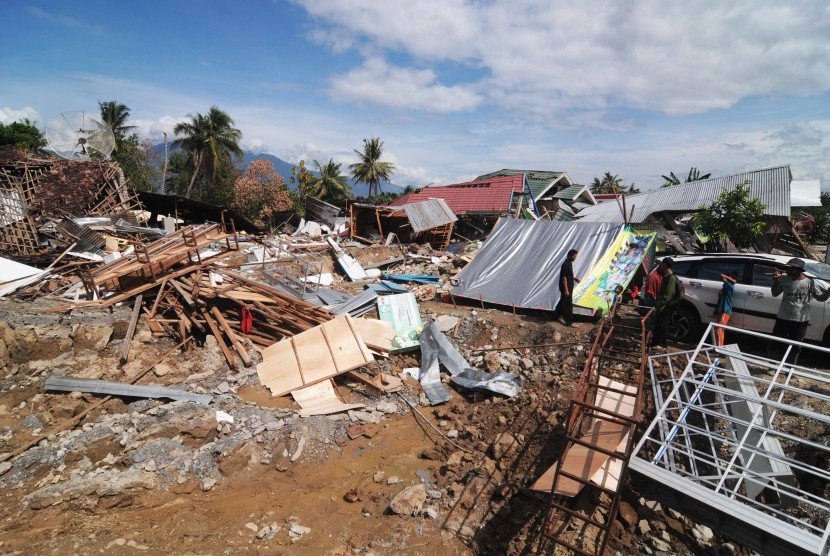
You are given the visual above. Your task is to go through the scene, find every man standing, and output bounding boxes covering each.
[713,271,738,346]
[552,249,580,327]
[771,258,829,363]
[650,258,676,348]
[639,264,663,312]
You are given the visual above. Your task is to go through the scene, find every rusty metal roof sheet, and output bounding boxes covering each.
[576,166,792,223]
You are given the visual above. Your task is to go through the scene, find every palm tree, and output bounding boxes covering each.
[98,100,136,152]
[662,166,711,187]
[349,137,395,197]
[308,159,353,200]
[173,106,243,198]
[590,172,623,194]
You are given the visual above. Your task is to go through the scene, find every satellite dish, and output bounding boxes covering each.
[45,111,116,161]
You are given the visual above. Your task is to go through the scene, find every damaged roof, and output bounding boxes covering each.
[576,166,793,223]
[476,169,572,201]
[385,174,525,215]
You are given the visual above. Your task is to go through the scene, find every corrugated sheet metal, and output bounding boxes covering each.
[576,166,792,223]
[476,169,568,201]
[403,199,457,232]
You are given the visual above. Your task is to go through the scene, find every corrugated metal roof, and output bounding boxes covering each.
[402,199,457,232]
[576,166,792,223]
[384,174,525,215]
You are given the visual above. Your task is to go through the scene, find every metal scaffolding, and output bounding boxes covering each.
[631,322,830,556]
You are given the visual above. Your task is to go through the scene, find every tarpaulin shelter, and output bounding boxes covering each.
[451,218,623,311]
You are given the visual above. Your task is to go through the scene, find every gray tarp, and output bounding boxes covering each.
[417,321,522,404]
[451,219,624,311]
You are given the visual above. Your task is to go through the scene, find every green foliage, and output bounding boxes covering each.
[98,101,136,153]
[115,134,161,192]
[696,180,766,247]
[820,192,830,207]
[662,166,711,187]
[173,106,243,198]
[350,137,395,197]
[590,172,623,194]
[308,159,353,201]
[0,119,46,151]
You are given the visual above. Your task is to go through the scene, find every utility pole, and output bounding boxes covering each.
[160,132,169,195]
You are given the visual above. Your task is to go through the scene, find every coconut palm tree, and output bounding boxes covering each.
[98,100,136,153]
[308,159,353,200]
[662,166,711,187]
[590,172,623,194]
[173,106,243,198]
[349,137,395,197]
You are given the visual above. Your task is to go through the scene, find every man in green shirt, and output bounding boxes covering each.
[771,257,830,363]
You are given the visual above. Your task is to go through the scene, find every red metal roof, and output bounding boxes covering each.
[384,174,525,215]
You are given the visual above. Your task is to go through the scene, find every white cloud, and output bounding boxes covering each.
[26,6,104,35]
[293,0,830,123]
[328,58,482,113]
[0,106,42,125]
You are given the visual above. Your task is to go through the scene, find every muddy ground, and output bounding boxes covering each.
[0,291,758,556]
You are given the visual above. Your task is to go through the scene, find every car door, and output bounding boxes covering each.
[687,259,747,328]
[744,262,785,334]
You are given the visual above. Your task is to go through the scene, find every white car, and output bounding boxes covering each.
[662,253,830,343]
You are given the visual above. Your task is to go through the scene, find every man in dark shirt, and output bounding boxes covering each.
[552,249,579,326]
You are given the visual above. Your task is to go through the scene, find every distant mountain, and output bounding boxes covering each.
[152,143,403,198]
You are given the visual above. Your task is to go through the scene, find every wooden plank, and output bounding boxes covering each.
[257,338,303,394]
[201,309,239,370]
[595,375,637,417]
[350,318,395,354]
[291,379,364,417]
[210,306,252,366]
[554,420,629,497]
[119,294,143,365]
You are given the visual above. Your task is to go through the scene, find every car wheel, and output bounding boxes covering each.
[667,304,701,344]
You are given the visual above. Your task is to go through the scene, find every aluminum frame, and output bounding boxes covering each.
[632,322,830,555]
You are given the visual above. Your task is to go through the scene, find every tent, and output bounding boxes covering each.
[451,219,624,311]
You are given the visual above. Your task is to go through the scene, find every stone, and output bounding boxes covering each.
[372,471,384,483]
[134,330,153,343]
[638,520,651,535]
[692,524,714,543]
[374,401,397,414]
[288,523,310,537]
[153,363,173,377]
[0,461,11,475]
[651,538,672,552]
[389,484,427,516]
[434,315,458,332]
[73,325,113,351]
[617,501,638,529]
[490,432,519,459]
[386,476,402,485]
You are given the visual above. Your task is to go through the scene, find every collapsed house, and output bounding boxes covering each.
[575,165,816,256]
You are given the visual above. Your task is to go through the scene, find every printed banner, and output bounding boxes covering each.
[573,228,656,315]
[377,292,423,353]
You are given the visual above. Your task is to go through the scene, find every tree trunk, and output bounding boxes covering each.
[185,152,202,198]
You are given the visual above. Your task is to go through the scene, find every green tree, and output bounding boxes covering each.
[590,172,623,194]
[0,119,46,151]
[696,180,766,247]
[308,159,353,201]
[289,160,314,216]
[661,166,712,187]
[173,106,243,198]
[350,137,395,197]
[116,134,161,191]
[98,101,136,153]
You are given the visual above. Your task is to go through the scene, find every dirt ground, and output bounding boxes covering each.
[0,293,762,556]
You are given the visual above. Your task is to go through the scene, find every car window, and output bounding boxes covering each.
[672,261,695,277]
[804,260,830,280]
[752,263,782,288]
[698,260,745,282]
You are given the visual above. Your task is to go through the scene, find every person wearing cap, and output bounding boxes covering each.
[771,257,830,362]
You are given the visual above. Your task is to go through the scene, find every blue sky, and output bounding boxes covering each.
[2,0,829,190]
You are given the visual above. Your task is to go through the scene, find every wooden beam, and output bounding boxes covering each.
[119,294,143,366]
[201,309,239,370]
[209,306,252,367]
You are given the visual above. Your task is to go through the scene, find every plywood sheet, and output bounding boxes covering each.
[596,375,637,417]
[351,318,395,353]
[555,420,629,496]
[256,314,374,397]
[291,379,364,417]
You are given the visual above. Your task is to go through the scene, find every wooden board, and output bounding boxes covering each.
[351,318,395,354]
[256,314,374,396]
[291,379,364,417]
[596,375,637,417]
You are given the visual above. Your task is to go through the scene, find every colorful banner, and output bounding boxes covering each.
[573,228,656,315]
